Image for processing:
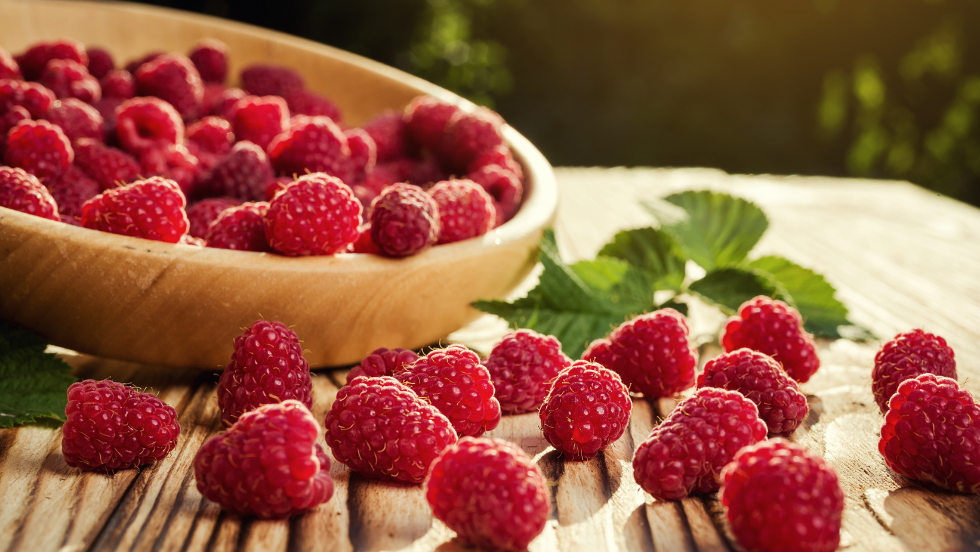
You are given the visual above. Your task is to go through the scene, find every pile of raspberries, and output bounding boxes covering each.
[0,38,525,257]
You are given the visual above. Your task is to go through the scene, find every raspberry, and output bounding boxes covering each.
[137,144,201,196]
[347,347,419,383]
[369,183,440,257]
[240,64,305,97]
[46,165,100,219]
[395,345,501,437]
[206,201,271,251]
[879,374,980,493]
[73,138,140,190]
[211,87,248,120]
[468,144,524,180]
[265,175,294,201]
[123,51,163,75]
[268,116,350,179]
[722,296,820,383]
[186,197,240,238]
[100,70,135,99]
[721,439,844,552]
[361,159,412,195]
[92,97,123,138]
[468,164,523,224]
[697,348,808,436]
[325,376,458,483]
[42,98,103,143]
[485,329,572,414]
[283,89,342,122]
[81,176,189,243]
[0,106,31,158]
[425,437,550,551]
[0,166,59,221]
[441,108,505,172]
[404,96,460,154]
[199,141,275,201]
[61,380,180,471]
[428,179,496,244]
[264,172,362,256]
[344,128,377,184]
[186,116,234,171]
[194,400,334,518]
[188,39,229,84]
[115,97,184,153]
[349,222,380,253]
[872,329,956,414]
[362,111,407,162]
[39,59,101,103]
[85,47,115,80]
[0,79,55,119]
[135,54,203,120]
[582,308,697,398]
[0,46,22,80]
[17,39,88,81]
[633,387,767,500]
[230,95,288,151]
[4,120,74,181]
[408,156,448,187]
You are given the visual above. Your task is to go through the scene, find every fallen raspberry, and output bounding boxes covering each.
[100,70,135,99]
[186,197,241,238]
[81,176,189,243]
[206,202,271,252]
[346,347,419,383]
[344,128,377,184]
[264,172,362,256]
[39,59,101,103]
[0,46,22,80]
[135,54,203,120]
[42,98,103,143]
[721,439,844,552]
[4,119,74,181]
[325,376,458,484]
[441,108,505,172]
[428,179,496,244]
[195,400,333,518]
[872,329,956,414]
[468,164,523,224]
[240,63,305,97]
[633,387,767,499]
[73,138,140,190]
[230,95,289,151]
[722,296,820,383]
[0,79,55,119]
[17,39,88,81]
[85,47,115,80]
[46,165,100,219]
[115,97,184,153]
[468,144,523,180]
[188,39,229,84]
[362,111,407,162]
[268,116,350,179]
[198,140,275,201]
[283,89,341,122]
[369,183,440,257]
[404,96,460,155]
[62,380,180,471]
[485,329,572,414]
[0,166,59,221]
[425,437,550,551]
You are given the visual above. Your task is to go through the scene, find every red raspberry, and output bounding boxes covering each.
[633,387,767,500]
[135,54,203,120]
[92,97,123,137]
[428,178,496,244]
[721,439,844,552]
[43,98,103,143]
[186,116,234,171]
[344,128,376,184]
[100,70,135,99]
[395,345,501,437]
[199,141,275,201]
[0,165,59,221]
[362,111,407,162]
[872,329,956,414]
[206,201,271,251]
[361,159,412,195]
[425,437,549,551]
[326,376,458,483]
[404,96,460,154]
[194,400,334,518]
[468,164,523,224]
[0,46,22,80]
[0,105,31,158]
[186,197,241,238]
[81,176,189,243]
[485,329,572,414]
[697,348,808,436]
[879,374,980,492]
[268,116,350,179]
[369,183,440,257]
[211,87,247,120]
[73,138,140,190]
[348,222,380,253]
[722,296,820,383]
[283,89,341,122]
[4,120,73,181]
[85,47,115,80]
[137,144,201,196]
[230,95,288,151]
[346,347,419,383]
[583,308,697,398]
[115,97,184,153]
[408,156,448,187]
[240,64,305,97]
[468,144,524,180]
[264,172,362,256]
[0,79,56,119]
[265,175,294,201]
[123,51,163,75]
[46,165,100,219]
[16,39,88,81]
[441,108,505,172]
[62,379,180,471]
[39,59,101,103]
[188,39,229,84]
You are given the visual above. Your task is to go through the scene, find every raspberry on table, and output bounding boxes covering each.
[0,79,56,119]
[268,115,350,179]
[722,296,820,383]
[369,182,440,257]
[0,165,60,221]
[0,46,22,80]
[206,202,271,252]
[73,137,140,190]
[186,197,241,239]
[395,345,502,437]
[264,172,362,256]
[240,63,305,97]
[188,39,229,84]
[633,387,767,500]
[872,329,956,414]
[39,59,101,104]
[403,96,460,155]
[283,89,342,122]
[135,53,203,120]
[4,119,74,181]
[42,98,104,143]
[346,347,419,383]
[343,128,377,184]
[62,379,180,471]
[425,437,550,552]
[80,176,189,243]
[195,400,334,518]
[721,439,844,552]
[468,164,523,224]
[85,47,115,80]
[100,70,135,99]
[198,140,275,201]
[428,179,496,244]
[230,95,289,151]
[468,144,524,180]
[879,374,980,493]
[16,39,88,81]
[325,376,458,484]
[46,165,100,219]
[362,111,407,162]
[485,329,572,414]
[441,107,505,172]
[115,97,184,153]
[697,348,809,436]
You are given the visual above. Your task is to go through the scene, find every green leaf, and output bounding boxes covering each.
[597,227,687,290]
[688,268,781,314]
[0,321,76,428]
[570,258,655,311]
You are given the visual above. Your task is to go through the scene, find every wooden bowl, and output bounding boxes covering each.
[0,0,556,369]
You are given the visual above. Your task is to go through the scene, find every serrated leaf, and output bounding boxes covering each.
[597,227,687,290]
[688,268,781,314]
[0,322,76,428]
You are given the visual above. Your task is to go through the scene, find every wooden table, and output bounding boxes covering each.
[2,167,979,552]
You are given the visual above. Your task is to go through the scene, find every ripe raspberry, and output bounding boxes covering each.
[348,222,379,253]
[115,97,184,153]
[4,120,74,181]
[0,166,59,221]
[206,202,271,251]
[268,116,350,179]
[485,329,572,414]
[186,197,240,238]
[194,400,334,518]
[346,347,419,383]
[362,111,407,162]
[123,51,163,75]
[0,46,22,80]
[344,128,377,184]
[85,47,115,80]
[211,87,247,120]
[62,379,180,471]
[369,183,440,257]
[404,96,460,154]
[100,70,135,99]
[186,116,234,171]
[468,164,523,224]
[39,59,101,103]
[408,156,448,187]
[879,374,980,492]
[582,308,697,398]
[722,296,820,383]
[361,159,412,195]
[16,39,88,81]
[199,141,275,201]
[265,175,294,201]
[441,108,505,172]
[721,439,844,552]
[230,95,288,151]
[283,89,341,122]
[240,64,305,97]
[43,98,103,143]
[46,165,100,219]
[137,144,200,196]
[468,144,523,180]
[633,387,767,500]
[73,138,140,190]
[325,376,458,484]
[872,329,956,414]
[697,348,808,436]
[135,54,203,120]
[428,179,496,244]
[0,79,56,119]
[395,345,501,437]
[264,172,362,256]
[92,97,123,137]
[188,39,229,84]
[81,176,189,243]
[425,437,549,552]
[0,106,31,158]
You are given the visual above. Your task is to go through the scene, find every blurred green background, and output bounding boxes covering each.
[149,0,980,206]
